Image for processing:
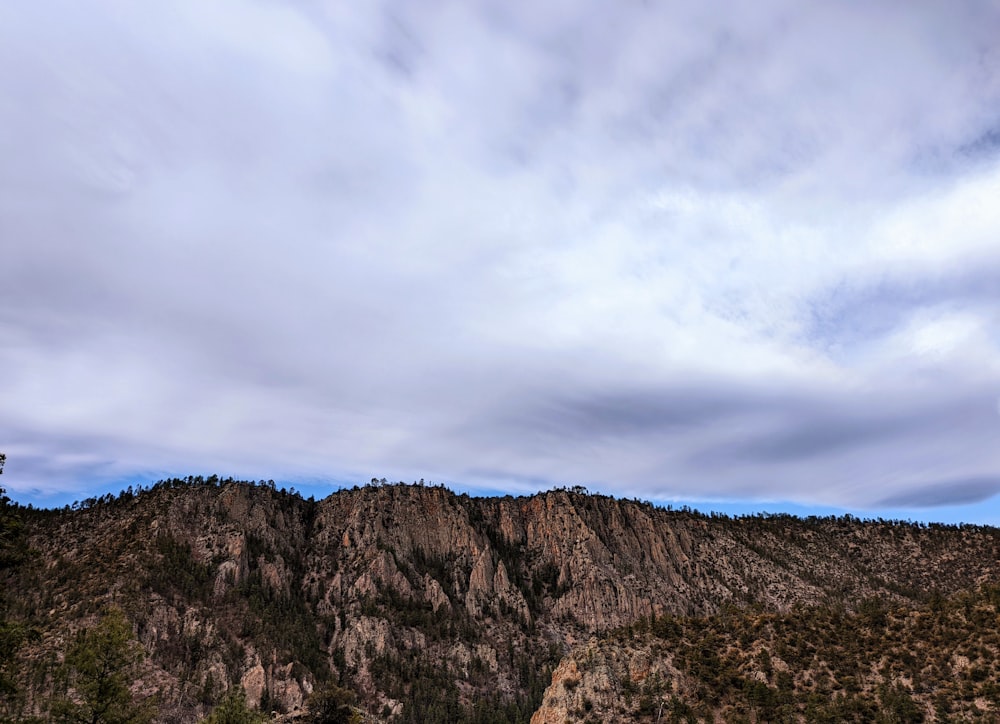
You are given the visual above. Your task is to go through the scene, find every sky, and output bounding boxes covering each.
[1,1,999,520]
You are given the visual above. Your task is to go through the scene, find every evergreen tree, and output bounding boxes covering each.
[0,453,20,565]
[199,687,270,724]
[0,451,29,713]
[305,681,360,724]
[51,608,155,724]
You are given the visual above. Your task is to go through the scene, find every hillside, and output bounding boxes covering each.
[532,586,1000,722]
[2,479,1000,722]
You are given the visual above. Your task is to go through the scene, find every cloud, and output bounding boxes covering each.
[805,257,1000,354]
[1,1,999,514]
[876,476,1000,509]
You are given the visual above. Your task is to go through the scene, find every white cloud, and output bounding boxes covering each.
[1,0,999,512]
[871,167,1000,266]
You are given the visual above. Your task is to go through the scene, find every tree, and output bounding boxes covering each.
[0,617,30,717]
[198,687,270,724]
[0,452,25,568]
[52,608,155,724]
[305,681,360,724]
[0,450,31,714]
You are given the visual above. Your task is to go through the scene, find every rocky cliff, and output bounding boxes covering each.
[4,480,1000,722]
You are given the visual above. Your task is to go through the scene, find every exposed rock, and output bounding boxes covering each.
[532,635,682,723]
[241,662,266,709]
[423,574,451,612]
[7,480,1000,722]
[530,657,580,724]
[466,549,495,616]
[268,663,310,715]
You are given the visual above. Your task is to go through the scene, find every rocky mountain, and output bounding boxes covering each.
[3,478,1000,722]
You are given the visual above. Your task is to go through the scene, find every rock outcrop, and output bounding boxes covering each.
[5,480,1000,722]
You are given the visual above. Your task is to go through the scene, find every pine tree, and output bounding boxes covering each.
[305,681,360,724]
[199,687,269,724]
[0,453,20,565]
[0,451,29,712]
[51,608,155,724]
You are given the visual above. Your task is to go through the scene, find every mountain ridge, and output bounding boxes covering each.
[4,478,1000,722]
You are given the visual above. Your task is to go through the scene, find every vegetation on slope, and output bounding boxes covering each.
[541,585,1000,722]
[2,473,1000,722]
[50,608,156,724]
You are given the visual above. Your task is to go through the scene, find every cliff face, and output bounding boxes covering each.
[5,480,1000,722]
[529,637,682,724]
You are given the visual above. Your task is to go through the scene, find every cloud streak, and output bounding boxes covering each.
[1,1,999,514]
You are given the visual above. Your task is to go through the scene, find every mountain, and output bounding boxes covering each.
[3,479,1000,722]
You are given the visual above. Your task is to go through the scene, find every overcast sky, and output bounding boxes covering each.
[2,1,999,517]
